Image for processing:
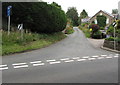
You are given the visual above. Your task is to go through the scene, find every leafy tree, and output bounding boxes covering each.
[97,15,107,27]
[51,2,61,9]
[112,9,118,14]
[2,2,67,33]
[66,7,79,26]
[80,9,88,19]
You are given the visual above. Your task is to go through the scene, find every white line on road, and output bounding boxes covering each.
[72,57,80,59]
[77,59,86,61]
[64,60,74,63]
[88,58,96,60]
[97,57,104,59]
[12,63,27,66]
[106,57,113,59]
[82,56,89,59]
[91,56,99,58]
[46,59,56,62]
[49,61,61,64]
[101,55,107,57]
[0,65,7,67]
[33,63,45,66]
[0,67,8,71]
[60,58,70,61]
[115,54,119,56]
[30,61,42,64]
[13,65,28,69]
[114,56,119,58]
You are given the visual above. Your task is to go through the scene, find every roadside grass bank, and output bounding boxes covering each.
[65,27,74,34]
[2,31,66,56]
[78,26,91,38]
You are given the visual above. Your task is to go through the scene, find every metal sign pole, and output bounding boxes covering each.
[21,24,23,40]
[114,27,116,50]
[8,16,10,35]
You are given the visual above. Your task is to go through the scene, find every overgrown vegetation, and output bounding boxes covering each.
[2,31,66,55]
[2,2,67,33]
[79,25,91,38]
[97,15,107,28]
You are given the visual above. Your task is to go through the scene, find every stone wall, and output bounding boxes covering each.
[103,40,120,51]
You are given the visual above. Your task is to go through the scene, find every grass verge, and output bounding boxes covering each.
[78,26,91,38]
[2,31,66,56]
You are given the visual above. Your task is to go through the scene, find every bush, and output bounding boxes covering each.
[65,27,74,34]
[105,37,120,43]
[100,27,104,30]
[2,2,67,33]
[89,24,100,32]
[97,15,107,27]
[91,30,102,39]
[107,25,114,36]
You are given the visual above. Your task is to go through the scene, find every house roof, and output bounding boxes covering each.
[90,10,114,21]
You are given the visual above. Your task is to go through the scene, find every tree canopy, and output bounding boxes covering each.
[80,9,88,19]
[66,7,79,26]
[2,2,67,33]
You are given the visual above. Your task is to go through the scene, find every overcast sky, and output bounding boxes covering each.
[44,0,120,17]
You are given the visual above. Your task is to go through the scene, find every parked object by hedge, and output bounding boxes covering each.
[2,2,67,33]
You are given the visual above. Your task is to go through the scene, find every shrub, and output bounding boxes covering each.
[107,25,114,36]
[2,2,67,33]
[91,30,102,39]
[65,27,74,34]
[100,27,104,30]
[97,15,107,27]
[89,24,100,32]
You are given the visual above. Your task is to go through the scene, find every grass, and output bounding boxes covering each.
[65,27,74,34]
[79,26,91,38]
[2,31,66,56]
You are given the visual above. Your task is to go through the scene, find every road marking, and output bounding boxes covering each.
[82,56,89,59]
[72,57,80,59]
[101,55,107,57]
[49,61,61,64]
[46,59,56,62]
[92,56,99,58]
[106,56,113,59]
[0,65,7,67]
[77,59,86,61]
[64,60,74,63]
[13,65,28,69]
[97,57,104,59]
[12,63,27,66]
[30,61,42,64]
[0,67,8,71]
[88,58,96,60]
[33,63,45,66]
[115,54,119,56]
[60,58,70,61]
[114,56,119,58]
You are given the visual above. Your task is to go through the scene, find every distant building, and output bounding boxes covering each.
[89,10,115,27]
[81,17,91,23]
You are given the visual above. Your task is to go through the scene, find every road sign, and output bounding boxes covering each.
[18,24,23,30]
[7,6,12,16]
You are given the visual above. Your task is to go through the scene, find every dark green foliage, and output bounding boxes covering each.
[2,2,67,33]
[80,9,88,19]
[66,7,79,26]
[112,9,118,14]
[97,15,107,27]
[92,30,102,39]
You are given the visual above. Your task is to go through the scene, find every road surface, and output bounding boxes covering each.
[1,27,118,83]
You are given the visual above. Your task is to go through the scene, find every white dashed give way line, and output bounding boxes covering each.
[12,63,28,69]
[0,65,8,70]
[0,54,119,71]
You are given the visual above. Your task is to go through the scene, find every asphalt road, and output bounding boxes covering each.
[2,27,118,83]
